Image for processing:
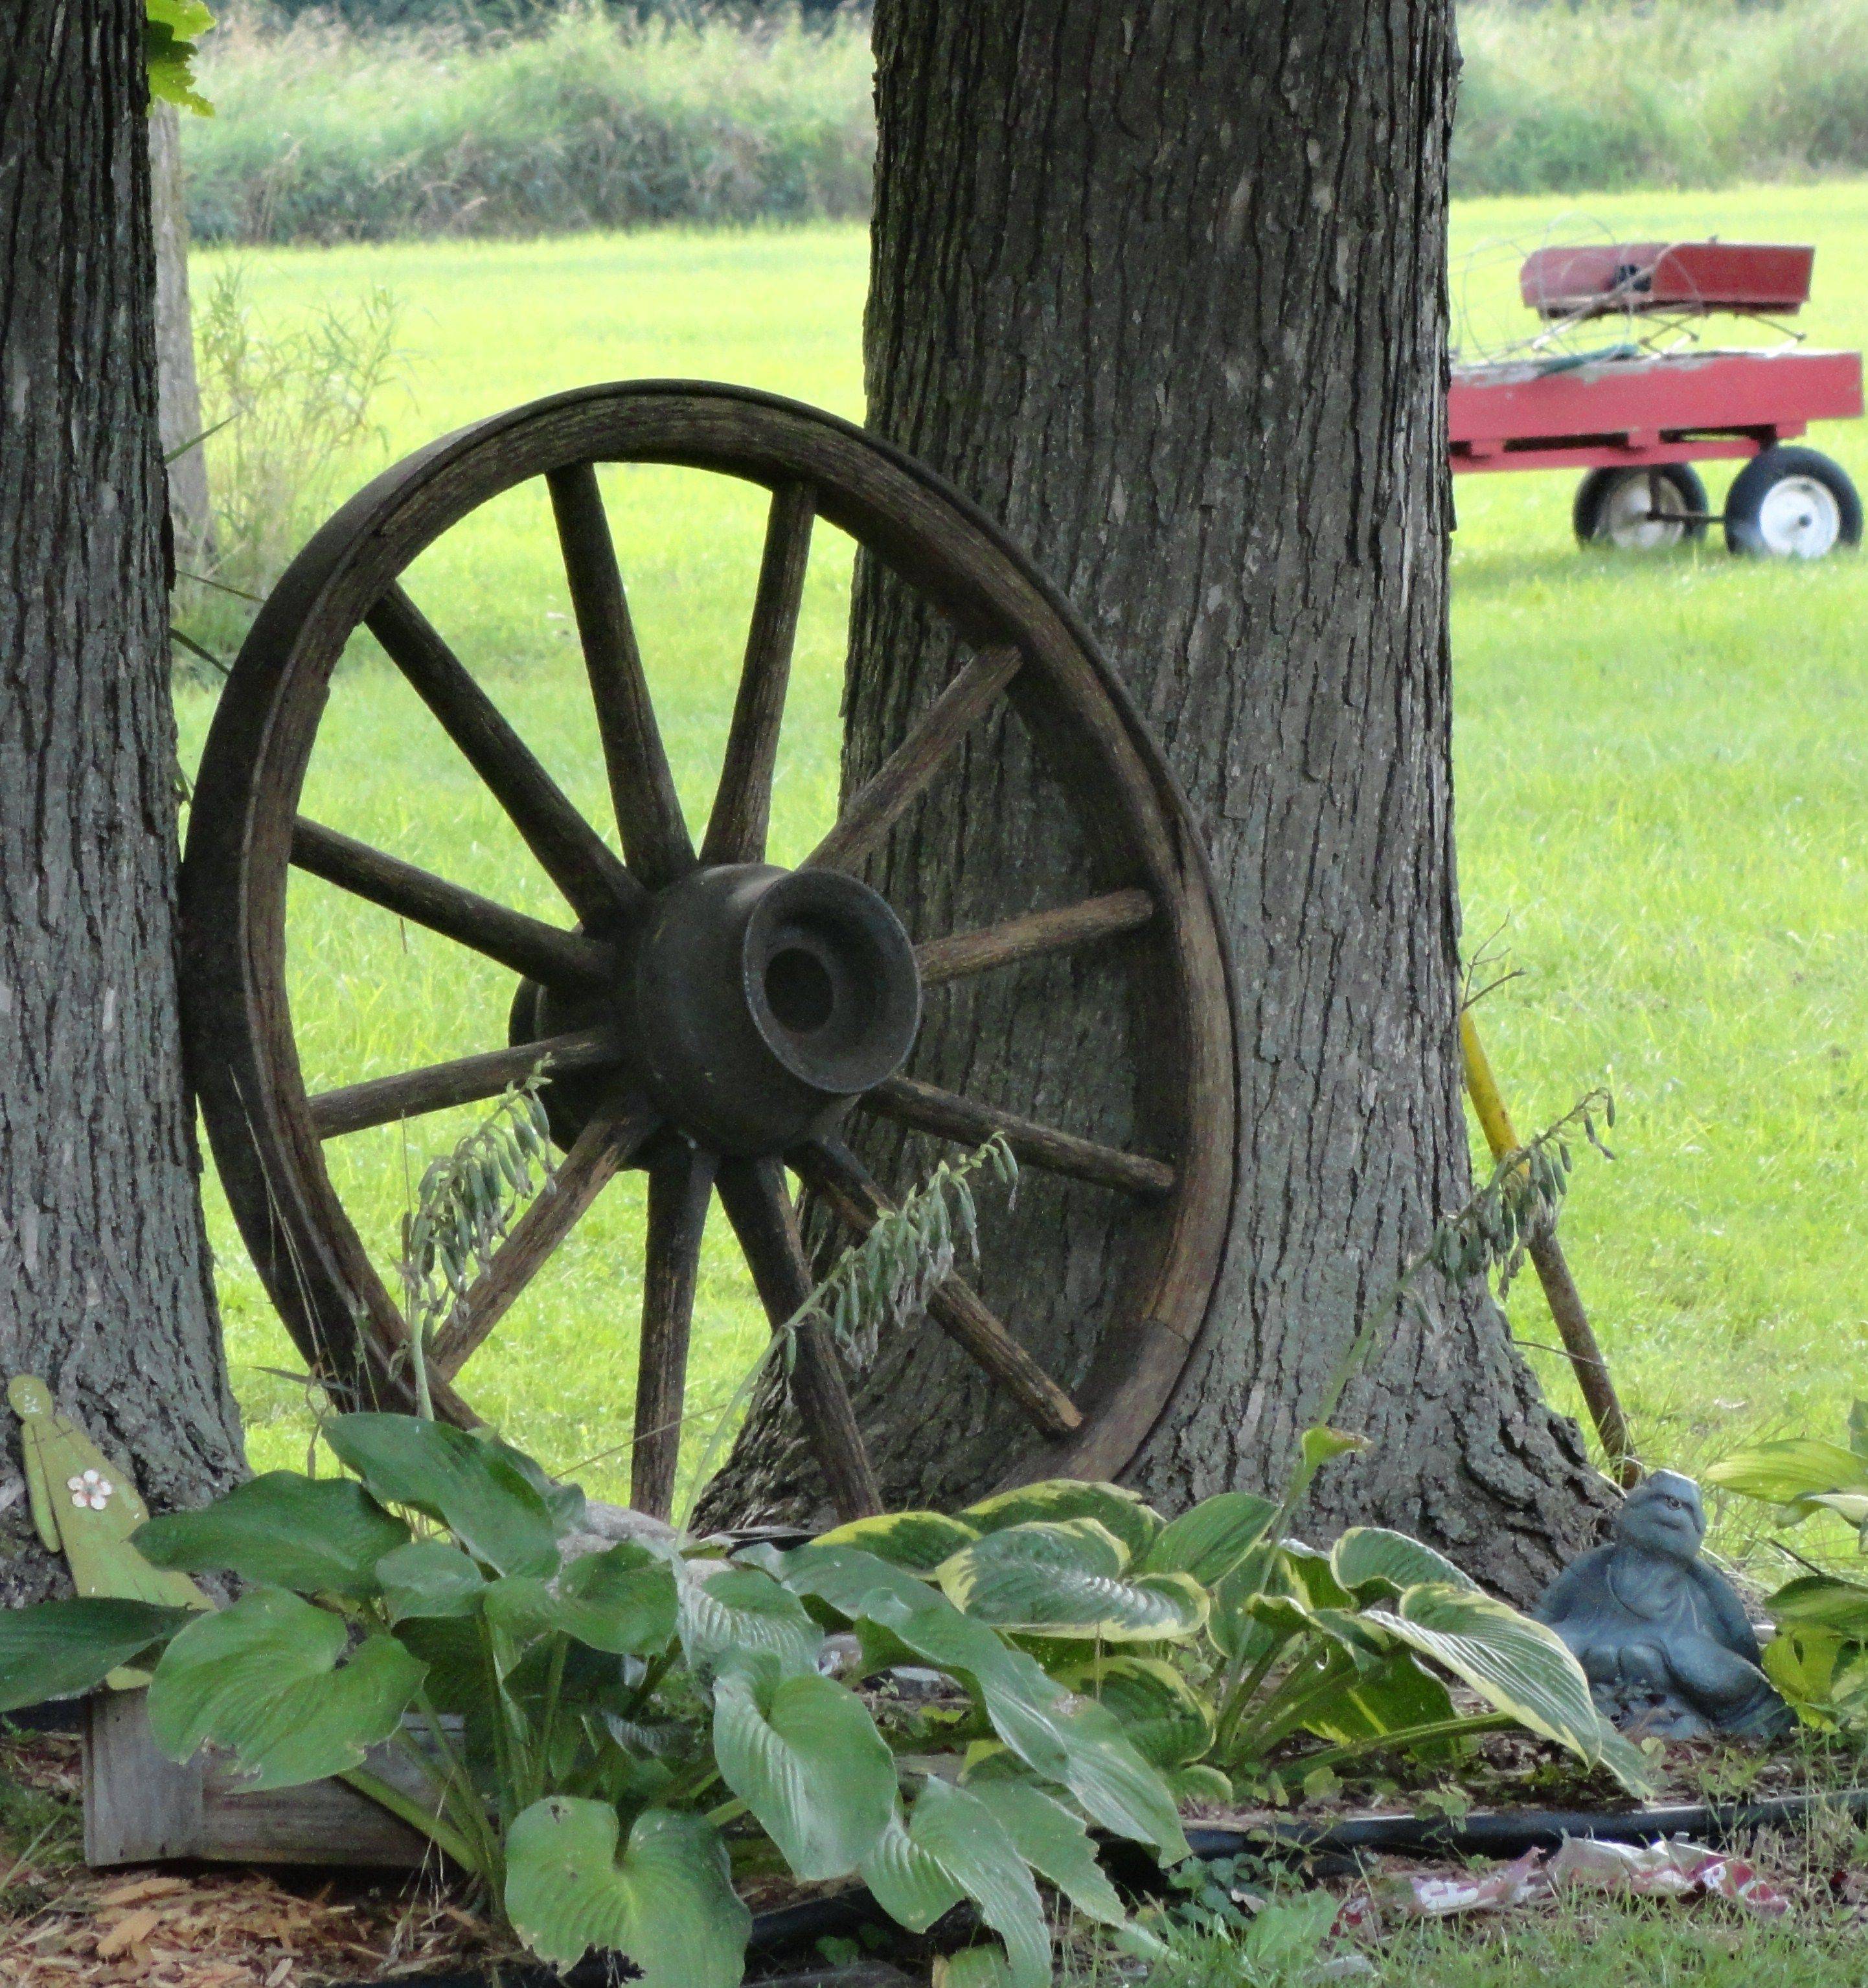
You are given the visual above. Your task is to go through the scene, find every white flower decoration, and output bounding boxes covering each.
[65,1469,113,1512]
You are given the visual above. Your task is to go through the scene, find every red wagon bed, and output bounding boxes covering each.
[1447,242,1863,558]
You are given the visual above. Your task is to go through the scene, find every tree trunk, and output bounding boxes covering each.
[707,0,1612,1601]
[1,2,245,1607]
[150,102,214,563]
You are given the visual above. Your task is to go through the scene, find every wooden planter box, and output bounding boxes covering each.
[83,1689,440,1868]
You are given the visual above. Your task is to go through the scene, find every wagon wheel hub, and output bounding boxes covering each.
[517,863,922,1156]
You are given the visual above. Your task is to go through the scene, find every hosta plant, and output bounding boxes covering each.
[0,1414,1187,1988]
[817,1467,1652,1802]
[1709,1406,1868,1728]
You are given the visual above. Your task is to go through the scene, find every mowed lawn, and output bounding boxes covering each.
[177,183,1868,1526]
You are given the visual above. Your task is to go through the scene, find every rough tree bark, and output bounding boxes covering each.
[709,0,1613,1599]
[1,1,245,1606]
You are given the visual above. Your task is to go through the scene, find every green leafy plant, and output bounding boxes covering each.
[1709,1408,1868,1729]
[147,0,214,114]
[0,1430,1187,1988]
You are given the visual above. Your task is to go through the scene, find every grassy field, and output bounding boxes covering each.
[179,182,1868,1534]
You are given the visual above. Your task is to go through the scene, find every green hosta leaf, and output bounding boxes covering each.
[1166,1762,1233,1805]
[1139,1493,1276,1586]
[780,1547,1185,1860]
[1361,1585,1611,1776]
[504,1800,749,1984]
[679,1565,822,1678]
[326,1414,560,1576]
[814,1510,982,1574]
[1299,1649,1455,1745]
[135,1473,409,1599]
[484,1545,679,1656]
[937,1520,1208,1642]
[960,1482,1163,1561]
[863,1779,1050,1988]
[1767,1572,1868,1637]
[146,1588,422,1790]
[712,1666,896,1879]
[1209,1542,1284,1663]
[376,1540,486,1622]
[1330,1527,1479,1599]
[937,1949,1015,1988]
[1065,1656,1214,1768]
[0,1599,198,1713]
[966,1779,1126,1925]
[1707,1440,1867,1506]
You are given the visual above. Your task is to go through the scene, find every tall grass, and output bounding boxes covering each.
[185,5,874,243]
[183,0,1868,245]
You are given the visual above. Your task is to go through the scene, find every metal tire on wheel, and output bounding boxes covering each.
[179,381,1238,1523]
[1724,446,1862,559]
[1572,464,1708,550]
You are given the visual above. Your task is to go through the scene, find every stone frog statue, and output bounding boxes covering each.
[1535,1469,1791,1739]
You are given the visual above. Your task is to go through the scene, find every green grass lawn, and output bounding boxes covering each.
[178,183,1868,1532]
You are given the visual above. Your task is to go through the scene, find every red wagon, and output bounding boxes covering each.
[1449,241,1863,558]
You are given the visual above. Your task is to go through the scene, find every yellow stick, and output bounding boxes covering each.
[1459,1010,1640,1489]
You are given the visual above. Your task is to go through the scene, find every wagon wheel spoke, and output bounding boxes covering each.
[291,818,613,992]
[714,1153,881,1520]
[793,1137,1082,1439]
[701,481,815,866]
[630,1138,718,1520]
[429,1100,660,1381]
[859,1072,1175,1200]
[805,644,1023,875]
[548,464,696,888]
[308,1025,622,1140]
[367,583,641,929]
[915,888,1156,986]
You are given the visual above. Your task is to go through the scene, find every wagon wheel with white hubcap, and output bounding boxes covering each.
[1724,445,1863,559]
[1572,464,1709,551]
[180,381,1237,1526]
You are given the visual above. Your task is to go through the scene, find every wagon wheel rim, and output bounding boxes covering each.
[180,381,1237,1524]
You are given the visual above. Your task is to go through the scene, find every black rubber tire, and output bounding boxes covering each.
[1724,444,1863,558]
[1572,463,1709,549]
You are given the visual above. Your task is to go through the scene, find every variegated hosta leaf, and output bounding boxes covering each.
[1330,1527,1479,1599]
[814,1510,982,1574]
[1279,1541,1356,1610]
[483,1543,679,1655]
[1064,1655,1214,1768]
[1361,1584,1618,1779]
[1297,1649,1455,1745]
[677,1564,822,1678]
[959,1481,1163,1561]
[860,1779,1050,1988]
[325,1414,560,1577]
[1706,1438,1868,1506]
[937,1520,1208,1642]
[504,1800,749,1985]
[1138,1493,1276,1587]
[1767,1571,1868,1637]
[712,1666,896,1880]
[135,1473,410,1599]
[146,1588,423,1790]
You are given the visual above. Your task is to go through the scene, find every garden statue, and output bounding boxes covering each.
[1534,1469,1790,1737]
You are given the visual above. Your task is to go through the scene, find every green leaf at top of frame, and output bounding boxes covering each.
[135,1472,409,1600]
[959,1480,1163,1561]
[814,1509,982,1574]
[146,1587,423,1791]
[0,1599,199,1714]
[504,1800,749,1984]
[936,1519,1208,1642]
[1705,1438,1868,1508]
[483,1543,678,1656]
[1138,1492,1277,1587]
[1330,1526,1480,1599]
[712,1664,896,1881]
[145,1,214,115]
[325,1414,561,1578]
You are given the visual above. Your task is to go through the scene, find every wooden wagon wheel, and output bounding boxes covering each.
[179,382,1236,1524]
